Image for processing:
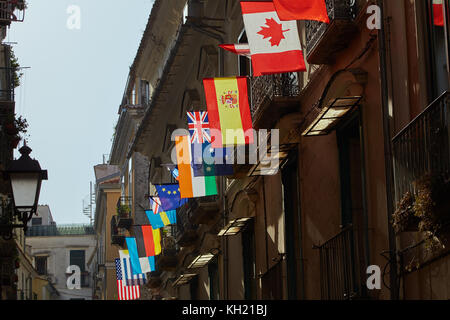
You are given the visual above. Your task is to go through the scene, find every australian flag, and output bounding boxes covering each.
[191,143,234,177]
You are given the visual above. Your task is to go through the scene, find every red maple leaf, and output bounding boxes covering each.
[257,18,290,47]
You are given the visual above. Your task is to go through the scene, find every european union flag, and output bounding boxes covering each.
[155,184,188,211]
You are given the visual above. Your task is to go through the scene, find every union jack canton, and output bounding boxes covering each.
[187,111,211,144]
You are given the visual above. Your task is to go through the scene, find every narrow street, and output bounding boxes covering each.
[0,0,450,306]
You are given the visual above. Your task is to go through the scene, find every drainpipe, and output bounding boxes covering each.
[377,0,399,300]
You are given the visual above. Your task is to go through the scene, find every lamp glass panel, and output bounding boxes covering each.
[322,107,351,119]
[305,131,323,136]
[332,98,360,107]
[10,173,40,210]
[313,119,336,131]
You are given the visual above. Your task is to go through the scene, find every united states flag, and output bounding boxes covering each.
[188,111,211,144]
[115,258,141,300]
[149,196,162,214]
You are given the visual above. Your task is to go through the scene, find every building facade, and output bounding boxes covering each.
[26,208,96,300]
[102,0,450,300]
[0,2,28,300]
[91,164,122,300]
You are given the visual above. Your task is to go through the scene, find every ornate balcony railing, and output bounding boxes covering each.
[305,0,359,64]
[175,201,199,247]
[250,73,300,121]
[315,225,363,300]
[111,216,126,246]
[0,0,25,25]
[392,92,450,201]
[0,67,15,102]
[26,224,95,237]
[116,196,133,229]
[189,195,220,225]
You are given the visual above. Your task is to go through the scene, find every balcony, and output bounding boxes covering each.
[25,224,95,237]
[189,195,220,225]
[0,257,13,286]
[146,270,163,289]
[175,204,199,248]
[0,67,15,103]
[314,226,364,300]
[250,73,300,129]
[110,216,125,247]
[305,0,359,65]
[157,236,178,271]
[115,196,133,229]
[393,92,450,201]
[0,0,25,26]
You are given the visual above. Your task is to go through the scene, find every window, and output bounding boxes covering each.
[128,158,133,200]
[426,0,449,99]
[69,250,85,272]
[208,257,220,300]
[70,250,89,287]
[140,80,150,106]
[35,256,47,275]
[31,217,42,226]
[242,220,256,300]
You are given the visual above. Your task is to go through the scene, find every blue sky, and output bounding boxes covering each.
[8,0,154,224]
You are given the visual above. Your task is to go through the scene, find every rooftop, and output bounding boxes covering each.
[26,224,95,237]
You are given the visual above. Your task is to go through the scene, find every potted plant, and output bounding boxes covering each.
[392,191,419,233]
[117,204,131,218]
[4,114,29,149]
[413,174,450,250]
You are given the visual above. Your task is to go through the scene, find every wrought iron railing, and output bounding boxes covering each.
[175,200,198,240]
[392,91,450,201]
[110,215,127,245]
[305,0,359,59]
[0,67,14,102]
[116,196,132,218]
[26,224,95,237]
[250,73,300,119]
[315,226,361,300]
[0,0,25,24]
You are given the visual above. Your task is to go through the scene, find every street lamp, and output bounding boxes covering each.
[3,143,47,232]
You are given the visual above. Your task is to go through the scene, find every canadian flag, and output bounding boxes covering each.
[219,44,251,57]
[273,0,330,23]
[241,1,306,77]
[433,0,444,27]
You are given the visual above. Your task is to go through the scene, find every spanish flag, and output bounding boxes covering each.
[175,134,217,199]
[203,77,254,148]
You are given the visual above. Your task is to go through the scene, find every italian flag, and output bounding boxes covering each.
[175,134,217,199]
[434,0,444,26]
[241,1,306,76]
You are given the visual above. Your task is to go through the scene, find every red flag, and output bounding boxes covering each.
[273,0,330,23]
[241,2,306,76]
[219,44,251,57]
[434,0,444,27]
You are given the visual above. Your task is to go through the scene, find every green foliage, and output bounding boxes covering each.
[392,191,417,233]
[9,49,23,89]
[117,204,131,217]
[395,174,450,253]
